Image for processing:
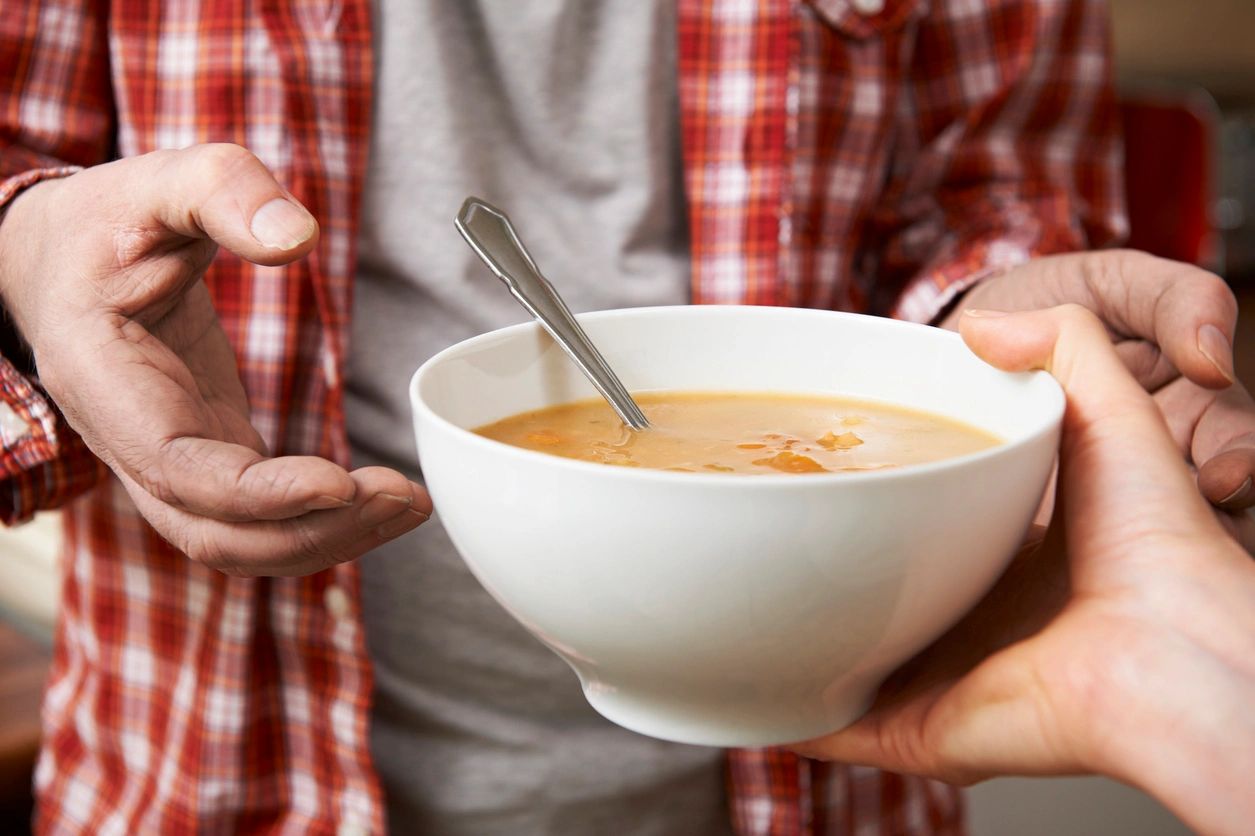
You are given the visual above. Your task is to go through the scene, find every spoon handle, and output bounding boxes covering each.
[455,197,651,431]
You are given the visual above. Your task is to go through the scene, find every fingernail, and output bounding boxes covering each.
[305,494,354,512]
[1219,476,1252,507]
[357,492,412,528]
[250,198,316,250]
[375,508,429,539]
[1197,323,1236,385]
[963,309,1009,319]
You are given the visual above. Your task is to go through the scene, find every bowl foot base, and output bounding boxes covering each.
[583,684,876,748]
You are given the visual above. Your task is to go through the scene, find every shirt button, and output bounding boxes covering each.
[324,584,351,620]
[850,0,884,14]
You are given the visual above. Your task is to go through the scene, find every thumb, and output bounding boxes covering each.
[142,143,319,266]
[959,305,1220,551]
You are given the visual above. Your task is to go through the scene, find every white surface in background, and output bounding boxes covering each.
[0,513,1195,832]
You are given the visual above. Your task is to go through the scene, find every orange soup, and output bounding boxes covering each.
[474,392,1001,475]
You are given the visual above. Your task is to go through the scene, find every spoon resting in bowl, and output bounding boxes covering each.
[455,197,651,431]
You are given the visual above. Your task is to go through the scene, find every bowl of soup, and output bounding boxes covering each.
[409,306,1062,747]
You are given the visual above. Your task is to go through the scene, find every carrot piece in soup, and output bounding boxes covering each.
[817,431,863,450]
[525,430,564,446]
[752,451,829,473]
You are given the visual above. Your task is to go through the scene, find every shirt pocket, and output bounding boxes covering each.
[804,0,928,40]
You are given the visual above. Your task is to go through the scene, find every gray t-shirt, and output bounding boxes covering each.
[345,2,731,833]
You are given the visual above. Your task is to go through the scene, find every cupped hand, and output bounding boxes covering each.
[0,144,431,575]
[793,305,1255,836]
[940,251,1255,530]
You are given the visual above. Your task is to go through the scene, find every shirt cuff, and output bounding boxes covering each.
[0,166,82,214]
[0,355,63,518]
[890,239,1034,324]
[0,166,105,524]
[0,346,104,525]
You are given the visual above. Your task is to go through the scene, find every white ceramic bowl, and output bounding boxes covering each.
[410,306,1062,747]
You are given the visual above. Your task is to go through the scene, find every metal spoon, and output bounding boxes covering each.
[455,197,651,431]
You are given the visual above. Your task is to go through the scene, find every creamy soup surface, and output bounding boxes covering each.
[474,392,1001,475]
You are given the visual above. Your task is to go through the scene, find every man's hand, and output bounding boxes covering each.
[940,251,1255,523]
[0,144,431,576]
[793,306,1255,836]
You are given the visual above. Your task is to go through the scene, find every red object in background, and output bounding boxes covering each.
[1120,89,1221,268]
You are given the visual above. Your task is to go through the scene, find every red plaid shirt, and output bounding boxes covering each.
[0,0,1124,832]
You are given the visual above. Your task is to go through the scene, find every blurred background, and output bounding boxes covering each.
[1,1,1252,832]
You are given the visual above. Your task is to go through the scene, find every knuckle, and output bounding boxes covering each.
[1105,249,1236,318]
[175,522,267,578]
[140,467,182,508]
[138,438,197,508]
[191,142,260,184]
[172,521,221,568]
[290,522,334,560]
[1190,270,1237,313]
[1110,247,1149,270]
[141,148,180,169]
[1154,262,1236,333]
[187,534,251,577]
[1116,340,1169,385]
[1084,248,1165,308]
[125,149,179,187]
[1109,247,1148,266]
[287,521,352,570]
[1087,249,1135,295]
[1055,301,1101,330]
[874,720,934,778]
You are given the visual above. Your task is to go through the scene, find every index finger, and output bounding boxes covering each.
[1074,251,1237,389]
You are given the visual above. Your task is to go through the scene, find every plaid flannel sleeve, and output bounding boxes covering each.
[883,0,1129,323]
[0,0,117,524]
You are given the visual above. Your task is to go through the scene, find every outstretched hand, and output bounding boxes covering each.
[0,144,432,575]
[795,305,1255,836]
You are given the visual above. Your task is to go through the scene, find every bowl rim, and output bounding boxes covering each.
[409,305,1064,487]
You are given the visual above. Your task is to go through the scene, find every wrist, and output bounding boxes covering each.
[1103,692,1255,836]
[0,178,60,344]
[1090,569,1255,835]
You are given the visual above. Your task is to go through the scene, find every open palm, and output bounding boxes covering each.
[0,144,431,574]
